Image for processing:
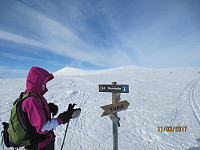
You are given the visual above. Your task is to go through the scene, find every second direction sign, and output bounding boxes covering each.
[101,100,130,117]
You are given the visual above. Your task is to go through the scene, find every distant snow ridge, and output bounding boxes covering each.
[54,65,145,76]
[54,67,97,76]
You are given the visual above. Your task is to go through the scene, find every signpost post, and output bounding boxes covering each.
[99,82,130,150]
[109,114,120,127]
[112,82,118,150]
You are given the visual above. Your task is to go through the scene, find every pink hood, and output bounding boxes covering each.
[26,67,54,95]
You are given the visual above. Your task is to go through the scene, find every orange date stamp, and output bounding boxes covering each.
[157,126,187,132]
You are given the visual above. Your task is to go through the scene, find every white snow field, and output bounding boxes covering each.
[1,66,200,150]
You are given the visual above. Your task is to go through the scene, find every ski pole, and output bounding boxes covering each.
[60,108,81,150]
[61,121,69,150]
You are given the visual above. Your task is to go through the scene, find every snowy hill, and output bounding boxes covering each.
[54,65,144,76]
[54,67,94,76]
[1,66,200,150]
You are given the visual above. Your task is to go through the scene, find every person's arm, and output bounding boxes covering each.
[41,118,62,132]
[22,97,61,134]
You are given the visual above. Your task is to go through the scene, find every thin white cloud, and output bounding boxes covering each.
[0,30,44,47]
[138,40,200,67]
[0,67,28,78]
[0,66,6,69]
[0,1,134,68]
[0,52,39,61]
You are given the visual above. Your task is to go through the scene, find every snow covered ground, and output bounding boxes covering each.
[1,66,200,150]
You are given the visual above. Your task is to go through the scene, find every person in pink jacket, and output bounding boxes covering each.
[22,67,76,150]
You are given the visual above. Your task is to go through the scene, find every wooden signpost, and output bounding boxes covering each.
[99,82,130,150]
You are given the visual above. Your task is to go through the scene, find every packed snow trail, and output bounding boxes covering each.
[189,78,200,125]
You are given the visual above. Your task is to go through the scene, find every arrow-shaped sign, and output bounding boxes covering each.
[101,100,130,117]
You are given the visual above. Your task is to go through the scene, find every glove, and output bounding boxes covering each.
[48,103,58,116]
[58,103,76,124]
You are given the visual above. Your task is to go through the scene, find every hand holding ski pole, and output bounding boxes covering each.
[60,103,81,150]
[58,103,81,124]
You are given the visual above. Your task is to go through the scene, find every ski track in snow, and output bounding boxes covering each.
[189,78,200,125]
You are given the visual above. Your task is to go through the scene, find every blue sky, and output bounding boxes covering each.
[0,0,200,78]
